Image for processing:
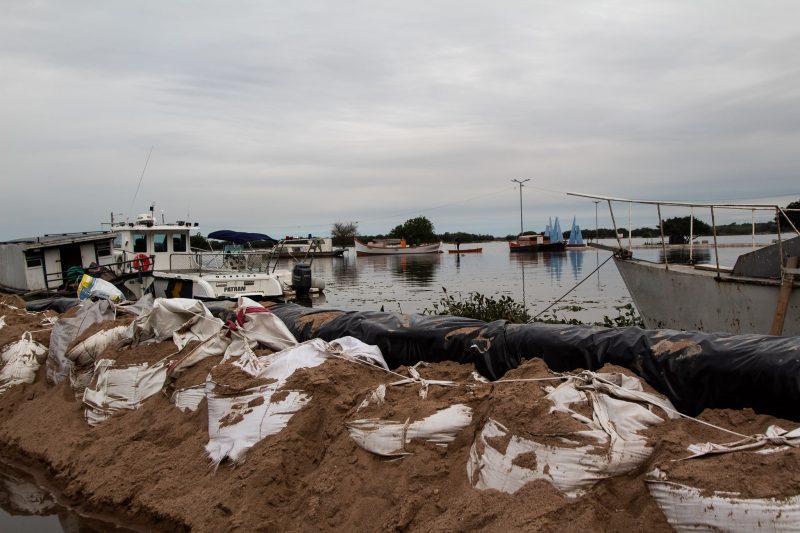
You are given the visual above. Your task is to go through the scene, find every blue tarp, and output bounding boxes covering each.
[207,230,277,244]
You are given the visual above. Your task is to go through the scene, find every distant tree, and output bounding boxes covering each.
[190,232,211,250]
[331,221,359,247]
[389,216,437,245]
[660,216,711,244]
[779,200,800,231]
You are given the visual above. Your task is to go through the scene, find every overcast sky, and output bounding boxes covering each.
[1,1,799,240]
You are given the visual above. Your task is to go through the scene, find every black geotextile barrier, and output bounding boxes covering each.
[270,303,800,420]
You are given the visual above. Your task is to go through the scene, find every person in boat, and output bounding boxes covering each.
[455,238,461,251]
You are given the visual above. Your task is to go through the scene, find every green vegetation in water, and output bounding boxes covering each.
[424,289,643,328]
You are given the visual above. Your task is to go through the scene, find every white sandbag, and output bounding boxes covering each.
[172,385,206,413]
[646,468,800,532]
[206,340,329,465]
[329,336,387,369]
[206,337,385,465]
[65,325,128,366]
[226,297,297,353]
[0,333,45,394]
[347,404,473,457]
[167,331,230,379]
[129,298,223,349]
[468,370,677,498]
[1,332,47,364]
[83,359,167,425]
[47,299,115,384]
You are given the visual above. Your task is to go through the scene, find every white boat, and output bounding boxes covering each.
[270,237,345,258]
[569,193,800,336]
[108,209,320,300]
[354,238,441,256]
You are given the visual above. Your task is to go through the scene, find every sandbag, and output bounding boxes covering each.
[83,359,168,425]
[467,370,676,497]
[0,332,47,393]
[128,298,223,349]
[206,337,388,465]
[47,300,116,384]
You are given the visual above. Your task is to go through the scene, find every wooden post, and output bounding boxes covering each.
[770,256,799,336]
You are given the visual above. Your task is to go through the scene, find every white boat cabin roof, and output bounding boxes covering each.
[0,231,114,251]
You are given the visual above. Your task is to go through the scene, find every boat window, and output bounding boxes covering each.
[172,233,187,252]
[133,233,147,253]
[25,251,42,268]
[153,233,168,253]
[96,241,112,257]
[113,234,122,248]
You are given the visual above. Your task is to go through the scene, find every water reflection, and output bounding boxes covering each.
[0,462,137,532]
[353,254,441,286]
[510,251,588,282]
[569,250,585,280]
[391,255,440,285]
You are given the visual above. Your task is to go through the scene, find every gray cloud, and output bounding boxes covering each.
[1,1,799,240]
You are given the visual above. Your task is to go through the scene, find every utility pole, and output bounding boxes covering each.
[593,200,600,242]
[511,179,530,234]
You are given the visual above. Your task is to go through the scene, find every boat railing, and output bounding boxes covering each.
[169,250,278,274]
[567,192,800,279]
[44,255,154,290]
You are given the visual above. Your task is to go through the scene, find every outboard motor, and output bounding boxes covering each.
[291,263,312,296]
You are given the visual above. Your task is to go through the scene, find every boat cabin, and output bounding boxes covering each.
[110,213,198,273]
[0,232,116,291]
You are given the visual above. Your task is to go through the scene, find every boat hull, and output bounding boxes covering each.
[614,257,800,336]
[509,242,566,253]
[448,248,482,254]
[354,239,441,256]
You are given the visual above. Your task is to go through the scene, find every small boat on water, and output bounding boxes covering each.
[354,238,441,256]
[570,192,800,336]
[509,216,567,253]
[448,247,482,254]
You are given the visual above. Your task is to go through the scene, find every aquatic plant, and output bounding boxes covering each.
[424,288,532,323]
[425,290,643,327]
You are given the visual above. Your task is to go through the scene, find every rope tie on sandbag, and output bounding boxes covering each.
[577,371,753,441]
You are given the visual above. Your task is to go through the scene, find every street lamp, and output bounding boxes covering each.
[511,179,530,234]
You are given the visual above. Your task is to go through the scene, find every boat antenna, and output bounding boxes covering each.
[130,146,154,213]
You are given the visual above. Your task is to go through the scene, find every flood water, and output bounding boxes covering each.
[289,235,777,324]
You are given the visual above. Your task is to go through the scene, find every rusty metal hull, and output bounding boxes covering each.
[614,258,800,336]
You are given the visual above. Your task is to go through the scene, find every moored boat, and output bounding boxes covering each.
[509,234,566,253]
[106,207,324,300]
[354,238,441,256]
[448,247,482,254]
[569,192,800,336]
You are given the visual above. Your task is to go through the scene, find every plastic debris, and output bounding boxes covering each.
[77,274,124,303]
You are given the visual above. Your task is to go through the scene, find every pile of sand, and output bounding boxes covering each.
[0,300,798,531]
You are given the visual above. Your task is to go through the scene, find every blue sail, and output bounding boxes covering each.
[568,216,584,245]
[551,216,563,242]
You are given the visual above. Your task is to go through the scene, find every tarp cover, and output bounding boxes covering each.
[207,230,277,245]
[269,303,800,420]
